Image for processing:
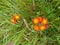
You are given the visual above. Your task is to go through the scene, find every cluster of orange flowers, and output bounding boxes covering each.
[10,15,49,31]
[10,14,20,24]
[33,17,49,31]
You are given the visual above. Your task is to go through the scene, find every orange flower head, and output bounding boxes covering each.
[38,17,43,22]
[42,18,48,25]
[39,25,45,31]
[34,26,39,31]
[33,18,39,24]
[14,15,20,20]
[10,18,17,24]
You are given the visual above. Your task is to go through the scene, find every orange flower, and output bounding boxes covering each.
[34,25,39,31]
[33,18,39,24]
[42,18,48,25]
[14,15,20,20]
[10,18,17,24]
[39,25,45,31]
[33,17,49,31]
[38,17,43,22]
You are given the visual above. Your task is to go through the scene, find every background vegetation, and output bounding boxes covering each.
[0,0,60,45]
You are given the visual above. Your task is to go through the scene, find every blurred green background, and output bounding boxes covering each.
[0,0,60,45]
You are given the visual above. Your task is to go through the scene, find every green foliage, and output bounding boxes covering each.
[0,0,60,45]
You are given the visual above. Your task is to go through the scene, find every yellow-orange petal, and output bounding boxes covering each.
[14,15,20,20]
[38,17,43,22]
[34,26,39,31]
[39,25,45,31]
[33,18,39,24]
[42,18,48,25]
[10,18,17,24]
